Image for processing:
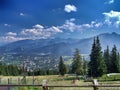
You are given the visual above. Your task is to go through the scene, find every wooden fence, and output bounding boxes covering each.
[0,78,120,90]
[0,84,120,90]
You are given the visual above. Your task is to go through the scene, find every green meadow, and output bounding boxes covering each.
[0,74,120,90]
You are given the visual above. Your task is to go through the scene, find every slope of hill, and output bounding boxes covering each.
[0,32,120,56]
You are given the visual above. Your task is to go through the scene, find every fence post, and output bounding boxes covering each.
[8,78,10,90]
[93,79,98,90]
[10,78,12,84]
[17,78,20,90]
[18,78,20,85]
[33,78,35,85]
[0,78,1,84]
[42,80,48,90]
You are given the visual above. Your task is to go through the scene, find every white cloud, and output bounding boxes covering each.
[80,21,102,28]
[4,24,11,27]
[0,24,63,43]
[94,23,102,28]
[46,26,63,33]
[103,10,120,28]
[59,19,102,32]
[0,36,25,43]
[21,24,62,39]
[103,10,120,18]
[6,32,17,36]
[69,18,76,22]
[0,19,103,43]
[21,29,39,36]
[59,19,81,32]
[33,24,44,29]
[104,0,115,4]
[115,21,120,28]
[64,4,77,13]
[0,32,24,43]
[20,13,25,16]
[108,0,114,4]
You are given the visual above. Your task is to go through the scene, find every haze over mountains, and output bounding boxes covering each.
[0,32,119,56]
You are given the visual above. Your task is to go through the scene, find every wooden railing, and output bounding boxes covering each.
[0,84,120,90]
[0,78,120,90]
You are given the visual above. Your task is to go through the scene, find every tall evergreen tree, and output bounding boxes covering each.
[110,45,120,73]
[118,52,120,71]
[72,48,83,75]
[59,56,68,76]
[88,37,107,77]
[104,46,111,73]
[88,38,96,77]
[83,59,88,75]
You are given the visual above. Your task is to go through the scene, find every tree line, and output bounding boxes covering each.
[0,63,58,76]
[0,64,20,76]
[59,36,120,77]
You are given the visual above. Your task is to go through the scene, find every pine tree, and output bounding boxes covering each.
[88,38,96,77]
[110,45,120,73]
[13,65,19,76]
[83,59,88,75]
[1,65,7,76]
[88,37,107,77]
[59,56,68,76]
[118,52,120,71]
[72,49,83,75]
[104,46,111,73]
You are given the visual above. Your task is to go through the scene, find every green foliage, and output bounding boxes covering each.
[104,46,111,73]
[110,45,120,73]
[0,63,20,76]
[59,56,68,75]
[11,87,43,90]
[88,37,107,77]
[98,74,120,81]
[72,49,83,75]
[83,60,88,75]
[103,45,120,74]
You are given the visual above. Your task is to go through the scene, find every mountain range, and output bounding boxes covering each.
[0,32,120,56]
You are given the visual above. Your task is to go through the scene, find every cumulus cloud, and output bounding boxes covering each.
[0,36,25,43]
[0,19,103,43]
[0,24,63,43]
[59,19,102,32]
[108,0,114,4]
[64,4,77,13]
[59,18,81,32]
[21,24,62,39]
[33,24,44,29]
[0,32,24,43]
[103,10,120,28]
[6,32,17,36]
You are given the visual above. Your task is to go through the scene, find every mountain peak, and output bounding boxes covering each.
[112,32,118,35]
[98,32,120,37]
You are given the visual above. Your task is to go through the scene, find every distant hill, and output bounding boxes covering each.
[0,32,120,56]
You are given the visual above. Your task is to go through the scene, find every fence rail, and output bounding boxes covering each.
[0,78,120,90]
[0,84,120,90]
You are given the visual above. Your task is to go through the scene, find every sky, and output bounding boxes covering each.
[0,0,120,45]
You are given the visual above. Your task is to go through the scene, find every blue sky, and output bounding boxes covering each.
[0,0,120,44]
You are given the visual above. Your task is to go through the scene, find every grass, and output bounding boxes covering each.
[98,74,120,82]
[0,75,120,90]
[0,75,93,90]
